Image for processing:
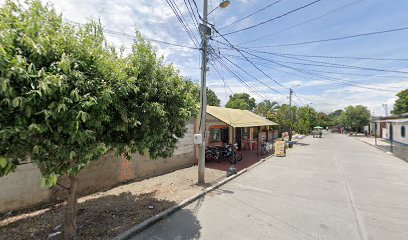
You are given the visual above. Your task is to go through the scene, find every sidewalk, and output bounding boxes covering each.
[354,135,408,162]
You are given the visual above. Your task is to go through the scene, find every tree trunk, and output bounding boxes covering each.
[64,175,78,239]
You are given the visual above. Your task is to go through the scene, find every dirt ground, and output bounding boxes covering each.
[0,166,225,240]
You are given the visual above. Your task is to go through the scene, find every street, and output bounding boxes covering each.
[134,133,408,240]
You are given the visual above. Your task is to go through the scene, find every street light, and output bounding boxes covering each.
[208,0,230,15]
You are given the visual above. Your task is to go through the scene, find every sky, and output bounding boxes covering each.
[11,0,408,115]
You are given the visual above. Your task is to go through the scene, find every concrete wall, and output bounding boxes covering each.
[0,122,195,213]
[391,122,408,144]
[381,122,408,145]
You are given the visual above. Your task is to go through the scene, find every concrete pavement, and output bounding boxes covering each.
[132,133,408,240]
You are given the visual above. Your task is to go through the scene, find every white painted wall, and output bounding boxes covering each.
[392,122,407,144]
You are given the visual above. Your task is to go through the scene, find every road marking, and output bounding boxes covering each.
[332,145,368,240]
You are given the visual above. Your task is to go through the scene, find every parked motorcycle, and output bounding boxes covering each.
[206,144,240,164]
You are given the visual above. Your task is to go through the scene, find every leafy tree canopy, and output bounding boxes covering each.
[225,93,256,111]
[391,89,408,115]
[206,87,221,106]
[0,1,198,237]
[254,100,279,120]
[339,105,370,131]
[295,106,317,134]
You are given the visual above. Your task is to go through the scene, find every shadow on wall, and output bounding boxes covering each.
[0,191,200,240]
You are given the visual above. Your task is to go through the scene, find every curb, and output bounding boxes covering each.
[112,156,270,240]
[355,138,395,156]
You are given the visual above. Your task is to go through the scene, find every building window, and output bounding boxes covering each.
[402,126,406,138]
[209,128,221,143]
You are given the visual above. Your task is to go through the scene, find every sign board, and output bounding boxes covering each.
[274,140,286,157]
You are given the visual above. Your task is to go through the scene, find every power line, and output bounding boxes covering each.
[209,61,235,95]
[65,19,199,50]
[184,0,199,30]
[245,26,408,48]
[255,51,408,62]
[222,0,323,36]
[218,0,282,30]
[294,93,339,106]
[216,43,408,75]
[223,53,408,80]
[165,0,199,47]
[211,54,270,101]
[220,53,287,96]
[238,49,399,92]
[292,92,305,106]
[209,47,271,100]
[240,0,364,45]
[103,29,198,49]
[211,27,290,91]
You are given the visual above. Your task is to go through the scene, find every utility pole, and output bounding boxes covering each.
[198,0,209,184]
[288,88,293,142]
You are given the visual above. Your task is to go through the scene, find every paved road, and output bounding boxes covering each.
[133,133,408,240]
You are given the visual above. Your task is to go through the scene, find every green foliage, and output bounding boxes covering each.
[0,0,198,184]
[339,105,370,131]
[206,88,221,106]
[275,104,297,130]
[295,106,317,134]
[327,109,343,126]
[186,81,220,107]
[254,100,279,120]
[225,93,256,111]
[391,89,408,115]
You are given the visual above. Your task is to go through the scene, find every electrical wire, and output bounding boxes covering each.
[209,61,235,95]
[184,0,200,29]
[212,27,290,91]
[252,51,408,62]
[218,0,282,30]
[222,0,323,36]
[209,50,270,101]
[165,0,199,47]
[214,41,408,75]
[224,47,400,92]
[222,53,408,80]
[240,0,364,45]
[103,29,198,49]
[245,26,408,48]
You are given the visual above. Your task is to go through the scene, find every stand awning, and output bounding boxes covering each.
[207,106,278,128]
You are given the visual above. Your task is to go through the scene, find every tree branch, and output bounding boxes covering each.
[56,182,70,191]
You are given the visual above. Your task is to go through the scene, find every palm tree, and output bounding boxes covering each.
[255,100,280,120]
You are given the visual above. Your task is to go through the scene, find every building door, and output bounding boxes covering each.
[221,128,229,144]
[236,127,242,150]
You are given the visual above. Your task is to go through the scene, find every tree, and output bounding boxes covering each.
[327,109,343,126]
[254,100,279,120]
[186,80,220,107]
[206,88,221,106]
[340,105,370,132]
[391,89,408,114]
[225,93,256,111]
[0,1,197,238]
[316,112,329,128]
[295,106,317,134]
[275,104,298,140]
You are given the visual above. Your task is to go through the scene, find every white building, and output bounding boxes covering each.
[374,113,408,145]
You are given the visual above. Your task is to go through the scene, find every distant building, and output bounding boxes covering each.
[372,113,408,145]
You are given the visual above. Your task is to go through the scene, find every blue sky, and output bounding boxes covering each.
[24,0,408,114]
